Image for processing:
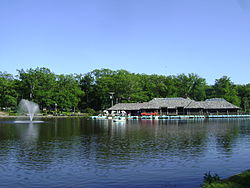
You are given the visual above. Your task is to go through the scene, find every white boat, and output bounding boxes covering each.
[113,116,126,122]
[127,116,139,120]
[91,116,107,119]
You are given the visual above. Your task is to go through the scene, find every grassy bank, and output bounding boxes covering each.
[202,170,250,188]
[0,111,9,116]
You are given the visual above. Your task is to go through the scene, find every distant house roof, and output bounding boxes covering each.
[107,98,239,111]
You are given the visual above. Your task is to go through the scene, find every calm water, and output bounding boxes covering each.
[0,118,250,188]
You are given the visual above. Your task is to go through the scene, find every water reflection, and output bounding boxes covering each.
[0,118,250,187]
[17,123,40,142]
[0,119,243,159]
[78,119,230,165]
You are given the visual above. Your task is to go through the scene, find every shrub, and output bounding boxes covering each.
[85,108,96,115]
[204,171,221,184]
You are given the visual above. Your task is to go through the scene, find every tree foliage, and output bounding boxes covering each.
[0,72,17,108]
[16,67,84,111]
[54,74,84,111]
[175,73,207,101]
[237,84,250,112]
[17,67,57,109]
[0,67,249,112]
[212,76,240,106]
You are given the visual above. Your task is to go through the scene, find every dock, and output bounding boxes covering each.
[91,114,250,120]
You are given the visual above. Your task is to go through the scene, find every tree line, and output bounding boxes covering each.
[0,67,249,113]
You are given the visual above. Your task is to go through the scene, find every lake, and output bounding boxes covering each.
[0,118,250,188]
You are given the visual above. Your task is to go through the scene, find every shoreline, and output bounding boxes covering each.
[202,169,250,188]
[0,115,89,118]
[2,114,250,119]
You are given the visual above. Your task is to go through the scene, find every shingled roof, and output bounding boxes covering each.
[107,98,239,111]
[147,98,193,109]
[185,101,204,109]
[200,99,240,109]
[107,103,143,111]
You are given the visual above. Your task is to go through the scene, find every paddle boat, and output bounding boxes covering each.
[113,116,126,122]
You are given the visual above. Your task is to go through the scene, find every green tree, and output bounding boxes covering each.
[212,76,240,106]
[77,73,95,111]
[237,84,250,112]
[54,74,84,111]
[110,70,140,103]
[5,66,245,113]
[17,67,57,109]
[135,74,177,101]
[0,72,18,108]
[85,69,116,110]
[175,73,206,100]
[128,74,151,102]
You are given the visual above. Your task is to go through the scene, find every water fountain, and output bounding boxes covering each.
[15,99,43,123]
[18,99,40,121]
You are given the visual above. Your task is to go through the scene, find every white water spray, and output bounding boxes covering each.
[18,99,40,122]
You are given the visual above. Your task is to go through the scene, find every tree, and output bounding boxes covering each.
[77,69,116,110]
[134,74,177,101]
[129,74,152,102]
[81,69,142,110]
[0,72,18,108]
[17,67,57,109]
[53,74,84,111]
[212,76,240,106]
[174,73,206,100]
[237,84,250,112]
[77,73,96,111]
[2,66,246,113]
[110,70,140,103]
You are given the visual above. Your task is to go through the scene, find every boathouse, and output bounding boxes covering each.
[107,98,240,116]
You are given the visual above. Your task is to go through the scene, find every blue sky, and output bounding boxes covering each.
[0,0,250,85]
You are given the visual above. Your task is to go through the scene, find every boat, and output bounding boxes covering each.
[91,115,107,119]
[127,116,139,120]
[113,116,126,122]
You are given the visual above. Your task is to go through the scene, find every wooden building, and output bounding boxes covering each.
[107,98,240,116]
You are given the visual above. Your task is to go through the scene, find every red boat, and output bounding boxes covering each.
[141,112,158,116]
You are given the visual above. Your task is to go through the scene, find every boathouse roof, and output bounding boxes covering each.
[200,99,240,109]
[107,103,144,110]
[184,101,204,109]
[107,97,240,111]
[184,99,239,109]
[146,98,193,109]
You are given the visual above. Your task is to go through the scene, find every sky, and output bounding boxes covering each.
[0,0,250,85]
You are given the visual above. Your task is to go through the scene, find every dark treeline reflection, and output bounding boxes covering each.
[1,118,249,171]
